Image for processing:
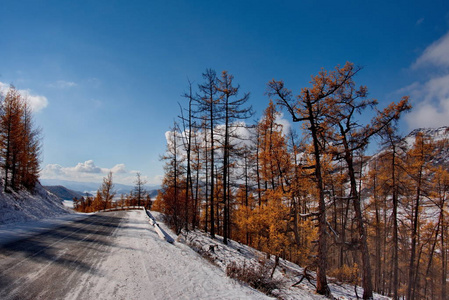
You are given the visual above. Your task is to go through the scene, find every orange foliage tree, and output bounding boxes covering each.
[0,86,41,192]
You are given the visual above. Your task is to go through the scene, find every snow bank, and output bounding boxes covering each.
[0,183,71,225]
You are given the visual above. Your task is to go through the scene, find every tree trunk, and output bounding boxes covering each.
[391,143,399,300]
[305,94,331,297]
[340,126,373,300]
[210,103,215,238]
[223,95,230,245]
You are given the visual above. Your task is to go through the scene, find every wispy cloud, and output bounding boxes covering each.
[40,160,159,186]
[402,30,449,129]
[413,31,449,69]
[87,77,101,88]
[48,80,77,89]
[0,81,48,112]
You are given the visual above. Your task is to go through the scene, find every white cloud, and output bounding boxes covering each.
[153,175,164,184]
[74,160,102,173]
[43,164,64,175]
[21,91,48,112]
[413,31,449,69]
[40,160,159,186]
[0,82,8,91]
[403,30,449,129]
[233,122,252,143]
[24,92,48,112]
[111,164,127,174]
[0,81,48,112]
[404,74,449,128]
[406,102,449,128]
[275,112,292,136]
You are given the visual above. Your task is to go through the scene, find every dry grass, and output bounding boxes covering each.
[226,260,281,295]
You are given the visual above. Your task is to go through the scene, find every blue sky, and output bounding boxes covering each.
[1,1,449,186]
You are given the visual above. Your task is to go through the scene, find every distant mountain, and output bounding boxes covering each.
[39,179,102,194]
[40,179,161,197]
[43,185,90,200]
[149,189,159,198]
[365,126,449,175]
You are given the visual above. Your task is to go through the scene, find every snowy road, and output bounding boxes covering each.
[0,210,270,300]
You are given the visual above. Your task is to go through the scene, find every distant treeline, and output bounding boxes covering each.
[73,172,152,212]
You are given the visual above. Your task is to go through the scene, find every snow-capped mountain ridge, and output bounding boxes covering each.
[404,126,449,145]
[367,126,449,167]
[402,126,449,166]
[407,126,449,139]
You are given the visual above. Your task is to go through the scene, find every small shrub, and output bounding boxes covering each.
[329,263,360,285]
[226,260,281,295]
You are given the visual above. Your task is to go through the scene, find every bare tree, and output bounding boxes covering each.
[134,172,148,207]
[179,80,196,231]
[216,70,253,245]
[196,69,221,238]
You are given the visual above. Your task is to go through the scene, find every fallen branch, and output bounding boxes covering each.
[292,267,316,289]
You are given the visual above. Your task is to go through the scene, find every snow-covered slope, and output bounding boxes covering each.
[152,212,389,300]
[0,182,71,225]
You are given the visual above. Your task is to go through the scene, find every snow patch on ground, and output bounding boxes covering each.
[62,199,74,208]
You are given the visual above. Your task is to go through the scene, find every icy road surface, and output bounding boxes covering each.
[0,210,270,300]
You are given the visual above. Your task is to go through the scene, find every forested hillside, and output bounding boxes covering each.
[154,63,449,300]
